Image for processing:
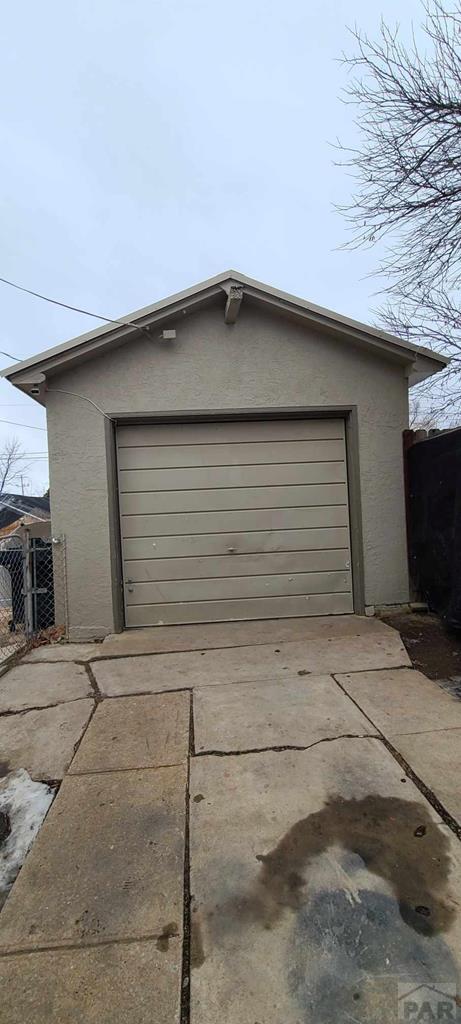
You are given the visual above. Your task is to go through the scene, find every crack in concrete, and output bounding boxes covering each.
[21,659,96,668]
[103,686,193,700]
[322,662,410,676]
[79,631,373,662]
[83,662,102,703]
[190,691,196,757]
[89,658,411,680]
[67,696,100,771]
[68,760,186,777]
[0,696,95,719]
[19,633,402,667]
[81,666,411,705]
[379,735,461,841]
[391,725,461,737]
[192,733,378,758]
[180,693,193,1024]
[332,673,461,841]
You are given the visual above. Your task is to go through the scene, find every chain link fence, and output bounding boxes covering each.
[0,530,67,664]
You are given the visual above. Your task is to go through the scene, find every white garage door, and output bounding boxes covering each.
[116,419,354,626]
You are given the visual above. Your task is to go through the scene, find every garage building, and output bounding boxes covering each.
[2,271,447,639]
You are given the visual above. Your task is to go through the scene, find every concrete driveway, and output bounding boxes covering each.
[0,615,460,1023]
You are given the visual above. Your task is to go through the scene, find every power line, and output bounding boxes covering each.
[0,350,22,361]
[0,419,46,431]
[46,387,109,419]
[0,275,153,339]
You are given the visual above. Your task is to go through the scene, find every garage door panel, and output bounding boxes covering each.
[117,439,345,470]
[121,504,349,539]
[117,417,353,625]
[122,527,351,560]
[124,549,350,582]
[120,482,348,515]
[117,419,344,448]
[125,592,354,626]
[126,571,351,605]
[119,462,346,493]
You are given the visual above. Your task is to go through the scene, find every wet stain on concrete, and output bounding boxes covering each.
[156,921,179,952]
[191,915,206,969]
[252,795,455,936]
[193,794,205,803]
[288,889,460,1024]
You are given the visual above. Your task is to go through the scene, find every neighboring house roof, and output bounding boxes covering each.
[0,494,50,531]
[1,271,449,398]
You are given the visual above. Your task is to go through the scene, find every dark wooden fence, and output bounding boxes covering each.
[404,427,461,627]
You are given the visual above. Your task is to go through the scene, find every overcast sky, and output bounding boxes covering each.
[0,0,424,494]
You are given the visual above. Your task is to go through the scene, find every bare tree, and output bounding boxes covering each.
[0,438,31,494]
[337,0,461,419]
[409,395,446,429]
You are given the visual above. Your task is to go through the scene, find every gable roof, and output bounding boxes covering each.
[1,270,448,397]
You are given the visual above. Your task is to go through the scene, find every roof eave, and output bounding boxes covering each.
[1,274,234,380]
[409,350,450,386]
[1,270,449,388]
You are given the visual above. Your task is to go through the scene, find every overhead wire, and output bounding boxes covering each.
[0,351,22,361]
[0,419,46,430]
[44,388,109,419]
[0,274,149,429]
[0,275,153,339]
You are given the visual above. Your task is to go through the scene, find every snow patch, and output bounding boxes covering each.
[0,768,55,901]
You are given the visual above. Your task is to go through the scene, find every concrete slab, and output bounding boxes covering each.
[69,692,190,773]
[0,766,186,951]
[0,699,94,780]
[100,614,393,657]
[93,634,409,697]
[23,643,100,663]
[193,676,374,753]
[390,729,461,823]
[190,739,461,1024]
[336,668,461,735]
[0,938,181,1024]
[0,663,92,713]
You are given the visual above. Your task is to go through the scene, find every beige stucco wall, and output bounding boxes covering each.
[45,300,409,639]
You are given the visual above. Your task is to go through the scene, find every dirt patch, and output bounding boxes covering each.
[381,611,461,684]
